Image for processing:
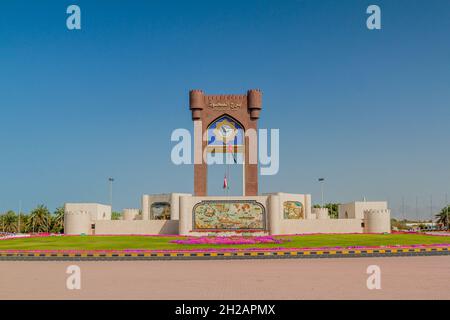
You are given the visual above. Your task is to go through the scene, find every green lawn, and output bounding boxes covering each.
[0,233,449,251]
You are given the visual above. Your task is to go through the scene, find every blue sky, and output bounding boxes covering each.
[0,0,449,219]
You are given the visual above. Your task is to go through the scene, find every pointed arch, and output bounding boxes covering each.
[206,114,245,152]
[207,113,246,131]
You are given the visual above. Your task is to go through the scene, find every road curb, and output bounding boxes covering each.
[0,246,448,261]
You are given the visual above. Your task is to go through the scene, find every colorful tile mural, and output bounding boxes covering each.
[193,200,265,230]
[151,202,171,220]
[283,201,304,219]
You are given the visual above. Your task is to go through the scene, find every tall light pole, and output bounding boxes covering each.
[430,195,433,229]
[318,178,325,207]
[401,196,405,221]
[17,201,21,234]
[445,193,449,231]
[415,196,419,222]
[108,177,114,210]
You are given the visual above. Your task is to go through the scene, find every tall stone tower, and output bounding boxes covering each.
[189,89,262,196]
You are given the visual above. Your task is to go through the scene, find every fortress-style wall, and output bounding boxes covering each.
[363,209,391,233]
[123,208,140,221]
[94,220,178,235]
[279,219,363,235]
[142,194,170,220]
[64,210,91,235]
[142,193,191,220]
[65,203,111,221]
[312,208,330,220]
[64,196,391,236]
[338,201,387,219]
[64,203,111,235]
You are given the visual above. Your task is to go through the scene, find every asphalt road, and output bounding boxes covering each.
[0,256,449,299]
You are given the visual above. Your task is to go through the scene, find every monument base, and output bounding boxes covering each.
[64,193,391,236]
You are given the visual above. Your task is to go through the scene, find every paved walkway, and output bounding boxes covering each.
[0,256,449,299]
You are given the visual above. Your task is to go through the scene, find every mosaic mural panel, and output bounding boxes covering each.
[151,202,171,220]
[193,200,265,230]
[283,201,304,219]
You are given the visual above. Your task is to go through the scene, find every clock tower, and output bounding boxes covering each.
[189,89,262,196]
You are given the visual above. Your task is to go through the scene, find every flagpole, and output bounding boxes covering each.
[223,136,227,196]
[226,141,230,197]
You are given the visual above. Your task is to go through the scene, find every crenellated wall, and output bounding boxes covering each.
[64,203,111,235]
[141,193,191,220]
[279,219,363,235]
[312,207,330,220]
[64,210,92,235]
[94,220,178,235]
[64,195,391,236]
[123,208,140,221]
[363,209,391,233]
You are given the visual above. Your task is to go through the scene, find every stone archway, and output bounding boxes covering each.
[189,89,262,196]
[205,114,245,195]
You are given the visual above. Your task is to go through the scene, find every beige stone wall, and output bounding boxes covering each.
[338,201,387,219]
[64,211,92,235]
[312,207,330,219]
[178,193,366,236]
[142,194,171,220]
[364,209,391,233]
[123,208,140,221]
[94,220,179,235]
[142,193,191,220]
[170,193,192,220]
[64,203,111,235]
[279,219,363,235]
[271,193,310,218]
[65,203,111,221]
[64,196,390,236]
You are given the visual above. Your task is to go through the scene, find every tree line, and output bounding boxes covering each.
[436,205,450,227]
[0,205,64,234]
[313,203,449,229]
[0,204,448,234]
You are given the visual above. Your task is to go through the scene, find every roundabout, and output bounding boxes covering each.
[1,233,448,260]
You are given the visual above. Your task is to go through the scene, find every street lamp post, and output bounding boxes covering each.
[401,196,405,221]
[415,196,419,222]
[17,201,21,234]
[430,195,433,230]
[318,178,325,207]
[446,193,449,231]
[108,178,114,210]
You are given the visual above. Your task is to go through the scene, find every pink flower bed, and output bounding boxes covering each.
[171,236,285,245]
[0,243,449,255]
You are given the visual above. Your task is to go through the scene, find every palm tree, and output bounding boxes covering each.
[50,207,65,233]
[18,214,29,233]
[435,205,450,229]
[27,205,51,233]
[2,211,18,233]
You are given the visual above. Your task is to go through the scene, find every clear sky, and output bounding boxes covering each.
[1,0,449,219]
